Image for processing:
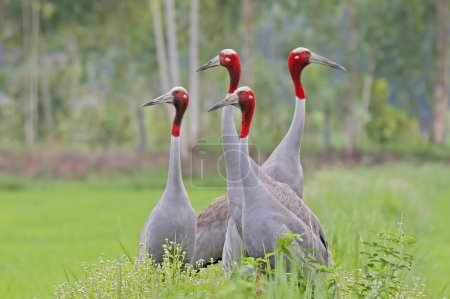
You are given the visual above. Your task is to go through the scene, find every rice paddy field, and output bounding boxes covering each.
[0,162,449,298]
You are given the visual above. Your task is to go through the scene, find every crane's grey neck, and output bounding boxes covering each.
[239,137,261,195]
[281,98,305,154]
[222,99,242,205]
[221,94,237,140]
[166,136,184,191]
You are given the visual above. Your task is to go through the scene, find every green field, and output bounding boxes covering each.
[1,163,449,298]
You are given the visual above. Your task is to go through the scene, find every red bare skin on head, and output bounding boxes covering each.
[220,52,241,94]
[288,50,311,100]
[238,90,256,139]
[171,90,189,137]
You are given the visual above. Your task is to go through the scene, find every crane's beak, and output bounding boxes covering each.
[141,92,174,108]
[309,52,346,71]
[208,93,239,112]
[196,55,221,72]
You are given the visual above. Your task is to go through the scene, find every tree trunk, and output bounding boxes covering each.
[430,0,449,144]
[189,0,199,145]
[41,57,54,142]
[240,0,253,85]
[151,0,174,121]
[358,56,376,145]
[164,0,188,158]
[22,0,40,151]
[165,0,180,86]
[323,105,331,153]
[22,0,32,149]
[345,0,359,157]
[31,1,40,147]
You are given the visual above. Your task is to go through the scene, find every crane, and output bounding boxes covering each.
[191,49,243,266]
[261,47,345,197]
[209,86,329,268]
[193,48,342,267]
[139,87,197,265]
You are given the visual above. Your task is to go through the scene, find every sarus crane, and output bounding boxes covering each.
[139,87,197,264]
[209,86,330,268]
[261,47,345,196]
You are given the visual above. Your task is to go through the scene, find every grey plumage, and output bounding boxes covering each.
[241,151,329,267]
[191,195,228,264]
[139,137,197,264]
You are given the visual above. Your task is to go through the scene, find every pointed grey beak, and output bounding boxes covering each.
[208,93,239,112]
[309,52,346,71]
[196,55,221,72]
[141,92,174,108]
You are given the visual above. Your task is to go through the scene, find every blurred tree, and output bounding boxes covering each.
[22,0,40,150]
[366,78,420,143]
[151,0,171,115]
[240,0,253,85]
[40,54,54,143]
[430,0,449,144]
[189,0,199,145]
[344,0,359,156]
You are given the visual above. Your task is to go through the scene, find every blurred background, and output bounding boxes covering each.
[0,0,449,298]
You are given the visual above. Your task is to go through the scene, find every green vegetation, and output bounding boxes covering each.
[366,79,421,144]
[1,163,449,298]
[56,229,425,298]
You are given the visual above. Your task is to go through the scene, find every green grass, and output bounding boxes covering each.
[0,163,449,298]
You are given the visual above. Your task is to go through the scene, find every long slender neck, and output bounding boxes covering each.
[222,63,241,191]
[166,136,184,191]
[239,137,271,210]
[167,102,186,190]
[222,102,241,192]
[282,98,305,153]
[239,137,260,190]
[222,94,238,140]
[238,98,261,200]
[280,59,307,153]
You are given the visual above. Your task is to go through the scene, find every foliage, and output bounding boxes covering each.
[340,228,425,298]
[55,226,425,298]
[366,79,421,143]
